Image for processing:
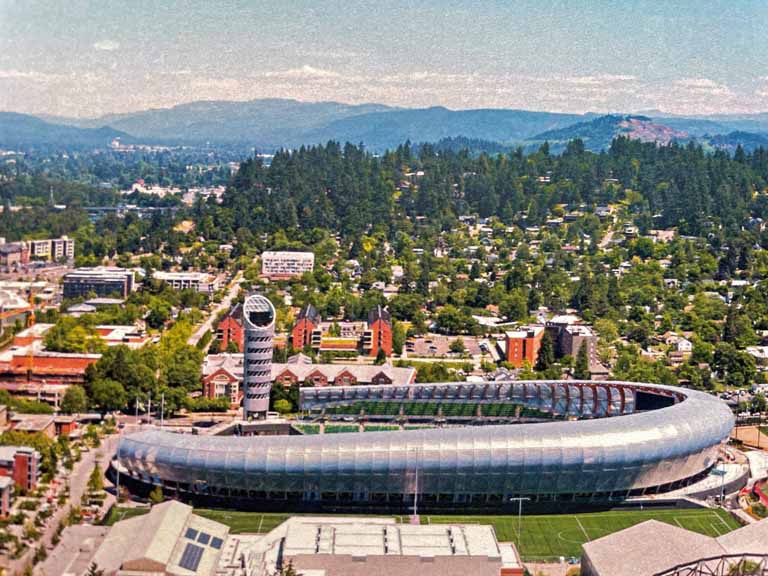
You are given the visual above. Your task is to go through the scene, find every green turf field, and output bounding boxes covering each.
[106,506,740,562]
[422,508,740,561]
[102,506,150,525]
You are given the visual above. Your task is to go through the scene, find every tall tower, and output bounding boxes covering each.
[243,294,276,419]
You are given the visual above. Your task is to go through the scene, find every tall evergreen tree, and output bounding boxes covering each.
[574,343,591,380]
[535,332,555,372]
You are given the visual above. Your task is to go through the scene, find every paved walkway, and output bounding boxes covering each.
[6,435,119,576]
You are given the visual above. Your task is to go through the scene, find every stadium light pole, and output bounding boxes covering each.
[509,496,530,552]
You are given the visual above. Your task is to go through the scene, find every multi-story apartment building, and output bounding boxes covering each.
[63,267,136,299]
[261,251,315,279]
[545,315,599,367]
[153,271,220,295]
[290,304,393,357]
[28,236,75,261]
[0,446,40,491]
[505,325,545,367]
[216,303,244,352]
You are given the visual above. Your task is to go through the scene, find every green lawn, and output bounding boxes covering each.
[422,508,740,561]
[107,506,739,562]
[196,509,292,533]
[102,506,150,525]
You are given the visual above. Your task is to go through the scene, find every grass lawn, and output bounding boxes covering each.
[422,508,740,561]
[759,426,768,436]
[102,506,150,525]
[106,506,740,562]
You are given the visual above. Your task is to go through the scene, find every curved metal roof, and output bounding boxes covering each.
[117,381,734,498]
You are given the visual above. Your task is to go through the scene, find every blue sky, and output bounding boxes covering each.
[2,0,768,117]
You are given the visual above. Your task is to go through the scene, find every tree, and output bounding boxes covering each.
[90,379,128,415]
[374,347,387,365]
[87,463,104,494]
[60,385,87,414]
[535,332,555,372]
[753,393,767,413]
[574,343,590,380]
[449,338,466,354]
[273,399,292,414]
[148,485,164,504]
[392,321,406,356]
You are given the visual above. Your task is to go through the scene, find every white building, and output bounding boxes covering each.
[153,271,220,295]
[260,251,314,278]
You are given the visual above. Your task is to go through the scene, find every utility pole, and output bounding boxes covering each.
[509,497,531,554]
[135,396,139,427]
[160,392,165,428]
[147,392,151,426]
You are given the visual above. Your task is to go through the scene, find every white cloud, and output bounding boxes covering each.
[0,69,65,82]
[93,40,120,52]
[265,65,343,80]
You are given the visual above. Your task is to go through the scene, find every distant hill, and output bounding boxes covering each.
[702,131,768,152]
[0,112,129,149]
[7,99,768,153]
[67,99,397,147]
[530,115,690,151]
[48,99,590,150]
[304,107,590,150]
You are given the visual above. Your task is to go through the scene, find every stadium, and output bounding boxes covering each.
[115,379,735,511]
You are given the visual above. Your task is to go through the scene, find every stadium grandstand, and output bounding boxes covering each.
[116,380,733,512]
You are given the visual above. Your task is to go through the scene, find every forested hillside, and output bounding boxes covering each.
[195,138,768,243]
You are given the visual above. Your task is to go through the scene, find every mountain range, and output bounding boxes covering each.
[3,98,768,153]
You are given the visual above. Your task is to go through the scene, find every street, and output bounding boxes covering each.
[187,271,243,347]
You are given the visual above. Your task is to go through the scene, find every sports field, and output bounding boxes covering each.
[190,507,739,562]
[421,508,739,561]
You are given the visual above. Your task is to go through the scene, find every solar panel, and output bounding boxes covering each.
[197,532,210,545]
[210,537,223,550]
[179,543,204,572]
[184,528,198,540]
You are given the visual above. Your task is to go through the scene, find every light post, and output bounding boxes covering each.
[509,497,531,553]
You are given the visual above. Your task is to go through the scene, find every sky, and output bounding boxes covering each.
[2,0,768,118]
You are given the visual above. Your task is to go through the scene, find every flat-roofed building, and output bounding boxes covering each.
[28,236,75,261]
[239,517,523,576]
[152,271,220,295]
[505,325,545,367]
[261,250,314,279]
[0,446,40,491]
[63,267,136,299]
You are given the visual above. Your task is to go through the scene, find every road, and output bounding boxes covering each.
[598,229,614,249]
[188,271,243,347]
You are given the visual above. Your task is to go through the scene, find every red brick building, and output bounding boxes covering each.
[0,446,40,492]
[216,303,244,352]
[291,304,321,350]
[505,326,545,368]
[366,306,393,358]
[290,305,394,358]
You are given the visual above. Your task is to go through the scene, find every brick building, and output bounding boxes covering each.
[202,353,416,405]
[505,326,545,367]
[216,303,245,352]
[290,305,393,358]
[291,304,321,350]
[366,306,393,357]
[0,446,41,492]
